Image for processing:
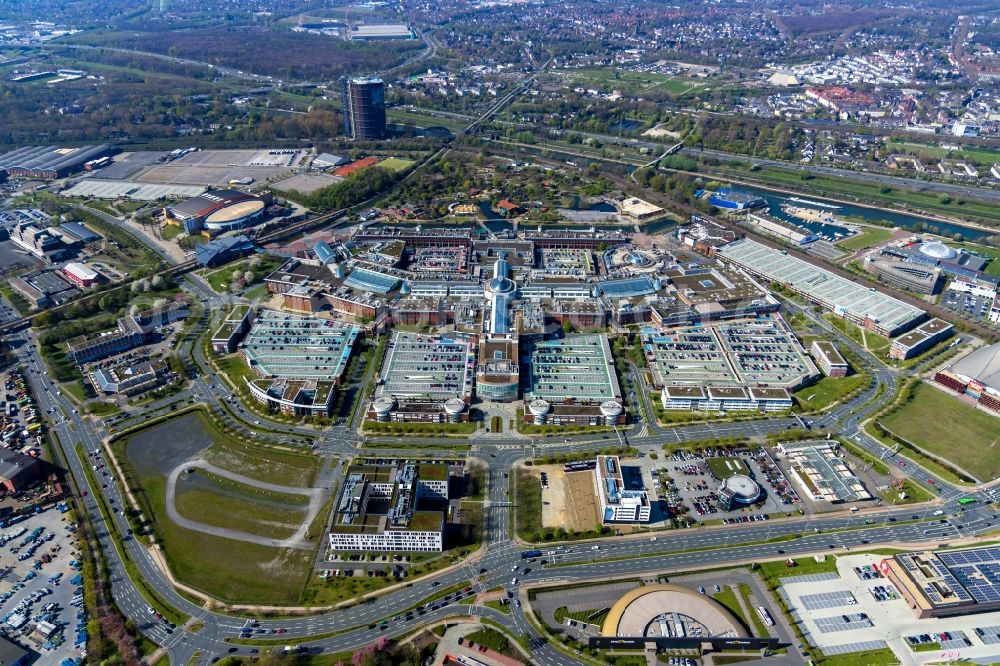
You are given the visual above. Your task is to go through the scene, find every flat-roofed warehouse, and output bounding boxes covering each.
[524,334,625,426]
[718,239,925,336]
[368,331,475,423]
[0,144,116,179]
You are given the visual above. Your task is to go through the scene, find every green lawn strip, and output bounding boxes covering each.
[161,224,183,240]
[150,654,170,666]
[908,641,942,652]
[190,468,310,505]
[518,423,612,435]
[484,599,511,614]
[297,570,395,607]
[0,286,31,316]
[758,554,838,581]
[712,586,750,628]
[87,401,122,416]
[822,314,891,358]
[713,656,762,665]
[738,583,770,638]
[818,648,900,665]
[173,487,305,540]
[879,382,1000,481]
[836,227,895,251]
[76,443,190,626]
[514,469,542,540]
[793,374,867,413]
[465,626,515,657]
[305,497,333,542]
[361,421,477,437]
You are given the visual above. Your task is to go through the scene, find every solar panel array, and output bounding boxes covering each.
[938,548,1000,604]
[799,590,857,611]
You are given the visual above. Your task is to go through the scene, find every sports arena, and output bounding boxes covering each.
[166,189,266,234]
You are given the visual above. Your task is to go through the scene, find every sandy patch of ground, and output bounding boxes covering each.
[538,464,567,529]
[564,470,600,531]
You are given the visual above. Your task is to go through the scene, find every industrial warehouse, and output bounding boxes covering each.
[644,316,817,412]
[0,144,116,179]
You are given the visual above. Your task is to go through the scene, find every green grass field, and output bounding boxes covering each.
[881,382,1000,481]
[161,224,183,240]
[377,157,416,172]
[706,456,750,480]
[794,374,866,412]
[116,410,322,604]
[174,484,306,540]
[712,586,749,628]
[836,227,894,251]
[126,469,314,604]
[563,67,708,95]
[822,314,891,358]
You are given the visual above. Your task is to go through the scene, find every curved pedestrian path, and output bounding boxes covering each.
[165,459,326,550]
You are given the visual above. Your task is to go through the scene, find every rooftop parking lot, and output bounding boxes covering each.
[643,317,817,390]
[242,310,360,381]
[375,331,474,402]
[526,334,621,404]
[409,246,468,274]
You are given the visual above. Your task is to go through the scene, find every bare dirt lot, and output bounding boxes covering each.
[538,464,600,532]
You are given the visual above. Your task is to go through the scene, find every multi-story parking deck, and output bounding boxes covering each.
[368,331,476,423]
[526,334,621,404]
[242,310,360,381]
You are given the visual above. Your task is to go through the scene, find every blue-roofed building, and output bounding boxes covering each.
[59,221,100,244]
[695,188,766,211]
[314,240,336,265]
[595,277,656,299]
[194,235,257,267]
[343,267,400,294]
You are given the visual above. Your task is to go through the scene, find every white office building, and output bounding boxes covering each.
[595,455,650,524]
